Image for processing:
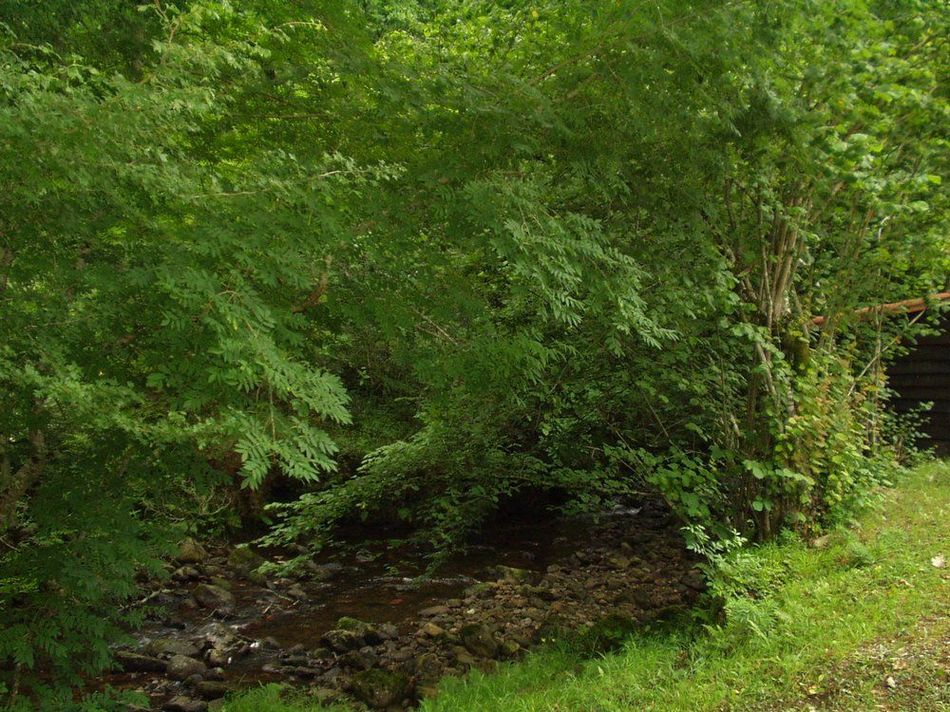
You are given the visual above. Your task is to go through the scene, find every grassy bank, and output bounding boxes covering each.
[223,460,949,712]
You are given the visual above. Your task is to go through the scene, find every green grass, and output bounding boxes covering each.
[223,460,950,711]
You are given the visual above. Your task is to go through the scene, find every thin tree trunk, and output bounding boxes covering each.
[0,430,46,536]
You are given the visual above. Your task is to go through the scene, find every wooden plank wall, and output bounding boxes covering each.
[888,316,950,455]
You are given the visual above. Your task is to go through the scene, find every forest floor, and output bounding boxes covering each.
[217,460,949,712]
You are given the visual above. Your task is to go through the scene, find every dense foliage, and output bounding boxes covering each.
[0,0,946,706]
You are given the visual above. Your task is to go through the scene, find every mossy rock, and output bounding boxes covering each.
[321,628,364,653]
[350,669,410,708]
[336,616,383,644]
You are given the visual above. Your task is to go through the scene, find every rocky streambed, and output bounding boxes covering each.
[104,501,705,711]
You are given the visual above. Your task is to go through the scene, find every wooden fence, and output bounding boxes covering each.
[888,315,950,455]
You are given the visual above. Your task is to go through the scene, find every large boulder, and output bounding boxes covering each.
[350,669,410,709]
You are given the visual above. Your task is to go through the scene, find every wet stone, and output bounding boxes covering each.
[322,628,365,653]
[166,654,207,680]
[336,616,384,645]
[115,650,167,673]
[419,622,445,638]
[192,584,235,611]
[206,648,231,667]
[146,638,200,659]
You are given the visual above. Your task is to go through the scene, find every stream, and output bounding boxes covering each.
[98,501,704,711]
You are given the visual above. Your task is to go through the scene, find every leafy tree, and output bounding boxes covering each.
[0,0,946,705]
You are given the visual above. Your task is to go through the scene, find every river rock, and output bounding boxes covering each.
[342,647,379,670]
[336,616,384,644]
[419,605,449,617]
[350,669,410,708]
[192,584,235,611]
[172,565,201,582]
[176,538,208,564]
[115,650,167,673]
[414,652,443,681]
[378,622,399,640]
[166,654,208,680]
[206,647,231,667]
[198,622,240,649]
[322,628,364,653]
[147,638,200,659]
[459,623,498,659]
[607,554,631,569]
[164,696,207,712]
[419,622,445,638]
